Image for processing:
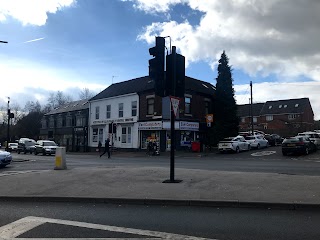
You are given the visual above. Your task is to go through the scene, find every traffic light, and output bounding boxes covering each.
[149,37,165,97]
[165,51,185,98]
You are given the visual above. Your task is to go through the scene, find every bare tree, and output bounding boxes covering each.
[79,88,95,100]
[46,91,73,111]
[24,100,42,113]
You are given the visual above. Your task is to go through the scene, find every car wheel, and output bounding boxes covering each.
[247,145,251,151]
[282,151,287,156]
[305,147,309,155]
[257,144,260,149]
[17,150,20,154]
[42,150,46,156]
[235,147,240,153]
[34,150,38,155]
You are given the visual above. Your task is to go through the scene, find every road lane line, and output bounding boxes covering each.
[0,170,50,178]
[0,217,44,238]
[21,216,216,240]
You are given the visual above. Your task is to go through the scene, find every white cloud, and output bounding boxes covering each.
[0,0,76,26]
[133,0,320,81]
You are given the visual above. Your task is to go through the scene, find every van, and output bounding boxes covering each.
[17,138,36,154]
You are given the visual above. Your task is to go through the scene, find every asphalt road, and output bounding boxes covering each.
[2,146,320,176]
[0,200,320,240]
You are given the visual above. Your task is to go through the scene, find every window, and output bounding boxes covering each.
[205,101,210,115]
[93,128,103,143]
[284,105,287,108]
[266,115,273,121]
[241,117,245,123]
[119,103,124,117]
[253,117,257,123]
[76,116,83,126]
[106,105,111,119]
[279,105,282,108]
[185,97,191,114]
[288,114,297,120]
[95,106,100,120]
[268,106,272,109]
[121,127,132,143]
[295,104,299,107]
[147,98,154,115]
[132,101,137,116]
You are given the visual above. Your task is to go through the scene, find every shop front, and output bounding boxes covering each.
[138,121,200,152]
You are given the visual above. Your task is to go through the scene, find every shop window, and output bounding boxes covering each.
[185,97,191,114]
[119,103,124,118]
[95,106,100,120]
[92,128,98,142]
[132,101,137,116]
[253,117,257,123]
[147,98,154,115]
[106,105,111,119]
[121,127,131,143]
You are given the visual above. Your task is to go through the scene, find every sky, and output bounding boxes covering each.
[1,0,320,118]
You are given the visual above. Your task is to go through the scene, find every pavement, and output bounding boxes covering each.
[1,150,320,209]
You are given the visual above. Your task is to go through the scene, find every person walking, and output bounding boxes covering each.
[100,138,110,158]
[98,141,102,153]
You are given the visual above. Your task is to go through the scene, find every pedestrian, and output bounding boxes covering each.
[98,141,102,153]
[100,138,110,158]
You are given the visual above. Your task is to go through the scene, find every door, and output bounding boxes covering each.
[121,126,132,148]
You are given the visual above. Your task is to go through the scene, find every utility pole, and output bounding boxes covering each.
[250,81,254,134]
[6,97,10,151]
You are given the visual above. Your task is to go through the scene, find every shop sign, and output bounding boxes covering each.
[93,118,135,125]
[180,121,199,131]
[138,121,162,130]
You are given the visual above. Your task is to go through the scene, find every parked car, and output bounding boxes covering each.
[34,140,57,156]
[17,138,36,154]
[218,136,251,153]
[297,132,320,149]
[244,135,268,149]
[264,134,283,146]
[7,143,18,152]
[282,136,317,156]
[0,150,12,167]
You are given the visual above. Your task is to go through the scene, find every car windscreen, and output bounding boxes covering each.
[43,142,56,146]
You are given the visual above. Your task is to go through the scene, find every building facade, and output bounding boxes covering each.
[40,99,89,152]
[88,76,215,152]
[238,98,314,137]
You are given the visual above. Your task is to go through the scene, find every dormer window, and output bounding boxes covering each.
[268,106,272,109]
[284,105,287,108]
[295,104,299,107]
[279,105,282,108]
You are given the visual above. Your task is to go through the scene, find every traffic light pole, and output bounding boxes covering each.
[163,47,182,183]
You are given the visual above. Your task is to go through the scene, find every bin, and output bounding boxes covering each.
[191,141,200,152]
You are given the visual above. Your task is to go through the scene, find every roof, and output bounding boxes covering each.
[260,98,311,115]
[237,103,264,117]
[90,75,215,101]
[237,98,313,117]
[45,99,89,115]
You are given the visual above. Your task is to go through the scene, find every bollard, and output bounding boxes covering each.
[54,147,67,170]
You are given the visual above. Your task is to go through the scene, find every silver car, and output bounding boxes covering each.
[245,135,269,149]
[298,132,320,149]
[0,150,13,167]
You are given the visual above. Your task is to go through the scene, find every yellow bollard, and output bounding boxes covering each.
[54,147,67,170]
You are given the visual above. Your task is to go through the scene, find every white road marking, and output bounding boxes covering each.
[0,216,216,240]
[0,170,50,178]
[251,151,276,157]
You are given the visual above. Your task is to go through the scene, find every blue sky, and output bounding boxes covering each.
[1,0,320,118]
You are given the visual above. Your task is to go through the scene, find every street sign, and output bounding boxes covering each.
[206,114,213,123]
[170,96,180,117]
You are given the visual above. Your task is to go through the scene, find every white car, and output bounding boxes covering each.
[245,135,268,149]
[218,136,251,153]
